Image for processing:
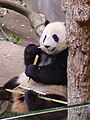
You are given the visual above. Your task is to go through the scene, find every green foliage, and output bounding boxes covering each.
[9,34,22,44]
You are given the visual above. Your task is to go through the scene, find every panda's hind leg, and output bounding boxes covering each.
[25,90,62,111]
[24,90,67,119]
[0,76,19,100]
[2,76,19,89]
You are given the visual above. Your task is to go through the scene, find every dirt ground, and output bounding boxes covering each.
[0,10,38,86]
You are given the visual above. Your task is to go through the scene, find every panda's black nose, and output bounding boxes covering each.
[44,45,50,48]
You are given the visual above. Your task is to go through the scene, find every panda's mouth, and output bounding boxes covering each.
[51,47,56,52]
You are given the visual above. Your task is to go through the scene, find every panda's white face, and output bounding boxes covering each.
[40,22,67,55]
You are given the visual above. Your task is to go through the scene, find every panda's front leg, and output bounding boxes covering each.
[25,90,56,111]
[24,44,39,67]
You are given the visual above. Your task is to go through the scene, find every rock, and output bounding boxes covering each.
[0,41,25,86]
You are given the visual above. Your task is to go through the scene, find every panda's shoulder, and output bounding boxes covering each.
[53,49,68,63]
[58,48,68,57]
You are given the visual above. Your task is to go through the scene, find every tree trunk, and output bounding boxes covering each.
[61,0,90,120]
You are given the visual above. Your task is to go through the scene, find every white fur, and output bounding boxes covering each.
[16,72,67,97]
[40,22,67,55]
[17,72,30,87]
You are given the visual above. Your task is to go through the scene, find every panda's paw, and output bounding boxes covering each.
[24,44,39,66]
[25,65,38,77]
[25,90,38,99]
[24,44,39,56]
[25,90,38,110]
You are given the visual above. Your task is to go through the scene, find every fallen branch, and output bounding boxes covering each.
[0,0,46,36]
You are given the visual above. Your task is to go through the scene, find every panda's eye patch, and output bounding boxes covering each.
[52,34,59,42]
[43,35,47,42]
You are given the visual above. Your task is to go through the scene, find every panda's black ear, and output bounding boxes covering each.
[45,20,50,27]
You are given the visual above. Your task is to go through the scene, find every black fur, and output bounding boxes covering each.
[24,44,40,67]
[3,76,19,89]
[45,20,50,27]
[0,87,12,100]
[52,34,59,42]
[25,44,68,85]
[0,77,19,100]
[25,90,66,111]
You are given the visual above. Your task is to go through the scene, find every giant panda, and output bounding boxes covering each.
[0,20,68,119]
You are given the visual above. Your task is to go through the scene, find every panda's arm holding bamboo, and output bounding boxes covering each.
[25,64,67,85]
[24,44,40,67]
[25,49,68,85]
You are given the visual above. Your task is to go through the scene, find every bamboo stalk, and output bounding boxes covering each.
[5,88,67,104]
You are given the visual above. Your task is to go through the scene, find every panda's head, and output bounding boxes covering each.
[40,20,67,55]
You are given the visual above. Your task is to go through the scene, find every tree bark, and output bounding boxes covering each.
[61,0,90,120]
